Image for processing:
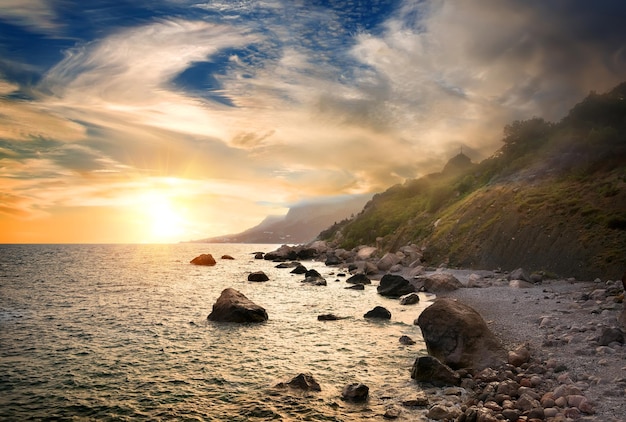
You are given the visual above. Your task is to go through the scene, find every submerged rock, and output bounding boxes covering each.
[207,288,268,323]
[190,253,216,266]
[341,383,369,402]
[274,373,322,392]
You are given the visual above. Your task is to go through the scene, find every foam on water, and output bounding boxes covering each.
[0,244,431,421]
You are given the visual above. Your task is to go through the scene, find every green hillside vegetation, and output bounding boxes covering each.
[320,82,626,280]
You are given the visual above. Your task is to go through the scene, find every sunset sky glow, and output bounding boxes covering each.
[1,0,625,243]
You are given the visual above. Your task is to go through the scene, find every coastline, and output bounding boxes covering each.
[435,273,626,421]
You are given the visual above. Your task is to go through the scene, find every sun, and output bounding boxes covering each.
[141,193,188,243]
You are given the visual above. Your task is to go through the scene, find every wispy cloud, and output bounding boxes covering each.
[0,0,625,241]
[0,0,60,34]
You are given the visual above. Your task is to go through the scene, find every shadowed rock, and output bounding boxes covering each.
[411,356,460,386]
[346,273,371,285]
[377,274,416,297]
[400,292,420,305]
[248,271,269,282]
[416,298,506,370]
[207,288,268,323]
[364,306,391,319]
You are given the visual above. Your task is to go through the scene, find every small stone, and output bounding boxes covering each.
[383,406,401,419]
[399,335,416,345]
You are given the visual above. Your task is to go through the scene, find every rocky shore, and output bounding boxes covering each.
[261,242,626,421]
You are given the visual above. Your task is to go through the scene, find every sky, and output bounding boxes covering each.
[1,0,625,243]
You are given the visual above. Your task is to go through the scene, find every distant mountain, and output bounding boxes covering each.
[320,82,626,280]
[193,194,371,244]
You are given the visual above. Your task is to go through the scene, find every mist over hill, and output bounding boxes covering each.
[194,194,371,244]
[320,82,626,280]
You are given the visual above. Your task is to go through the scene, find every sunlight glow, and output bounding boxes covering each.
[140,192,189,243]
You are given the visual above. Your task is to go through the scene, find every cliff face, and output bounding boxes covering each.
[323,83,626,280]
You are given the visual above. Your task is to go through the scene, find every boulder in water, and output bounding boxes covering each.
[346,273,371,285]
[364,306,391,319]
[377,274,416,297]
[207,288,268,323]
[248,271,269,282]
[190,253,216,266]
[400,292,420,305]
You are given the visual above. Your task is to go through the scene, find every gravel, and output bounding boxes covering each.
[433,272,626,422]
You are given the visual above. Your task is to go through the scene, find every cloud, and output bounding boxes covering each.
[0,0,60,34]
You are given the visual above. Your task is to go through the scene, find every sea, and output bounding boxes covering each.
[0,243,433,421]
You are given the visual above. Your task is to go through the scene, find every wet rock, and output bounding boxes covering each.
[290,264,307,274]
[401,393,429,407]
[324,254,341,266]
[383,406,401,419]
[317,313,345,321]
[275,373,322,391]
[414,273,463,292]
[415,298,506,370]
[399,335,416,345]
[302,269,327,286]
[346,273,371,285]
[410,355,460,386]
[377,274,416,297]
[248,271,269,282]
[345,283,365,290]
[364,306,391,319]
[221,254,235,260]
[190,253,216,266]
[341,383,369,402]
[399,292,420,305]
[207,288,268,323]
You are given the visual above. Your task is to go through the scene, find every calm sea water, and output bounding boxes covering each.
[0,244,432,421]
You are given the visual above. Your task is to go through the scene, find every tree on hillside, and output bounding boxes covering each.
[500,117,554,158]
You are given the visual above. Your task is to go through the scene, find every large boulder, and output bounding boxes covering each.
[377,274,416,297]
[356,246,378,260]
[190,253,216,266]
[207,288,268,323]
[414,273,463,292]
[377,252,401,271]
[411,356,460,386]
[415,298,506,370]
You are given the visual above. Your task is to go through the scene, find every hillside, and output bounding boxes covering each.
[195,194,370,244]
[320,82,626,280]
